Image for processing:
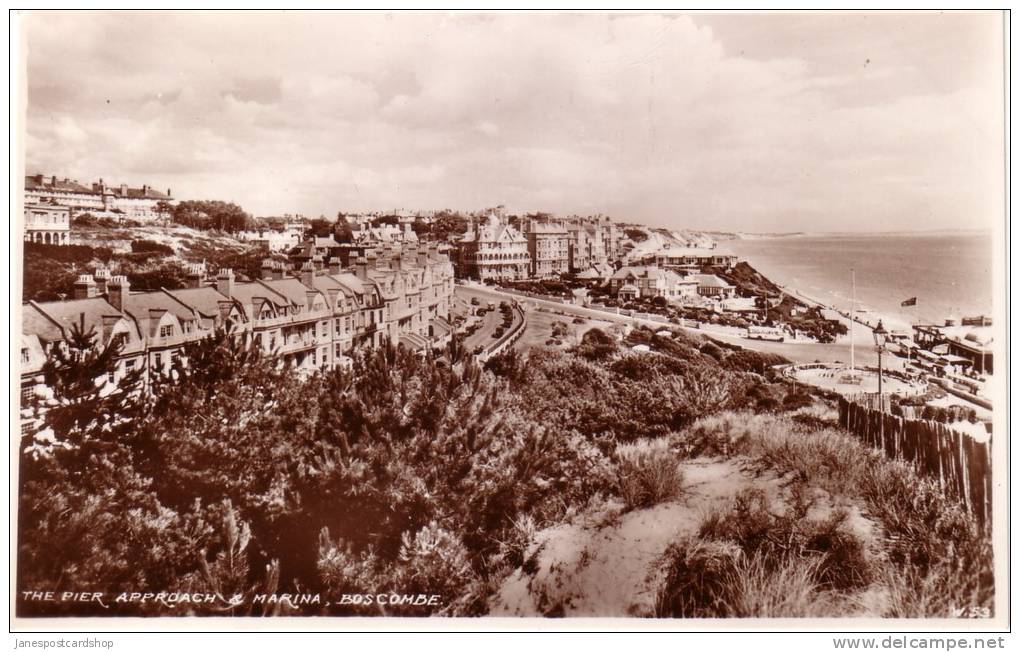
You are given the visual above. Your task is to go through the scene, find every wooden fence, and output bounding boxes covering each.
[838,396,992,528]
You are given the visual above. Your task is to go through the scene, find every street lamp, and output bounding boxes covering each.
[873,319,888,413]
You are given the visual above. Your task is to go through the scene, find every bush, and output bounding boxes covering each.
[131,239,175,256]
[615,439,684,509]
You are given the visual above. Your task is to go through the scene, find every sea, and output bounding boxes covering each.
[725,231,996,331]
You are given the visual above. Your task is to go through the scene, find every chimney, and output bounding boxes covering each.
[328,259,341,275]
[311,254,324,271]
[167,187,172,197]
[107,275,130,311]
[73,274,97,300]
[216,268,235,298]
[305,291,318,312]
[93,267,111,295]
[186,263,205,289]
[355,256,368,280]
[272,261,284,281]
[261,259,275,281]
[142,184,148,194]
[300,261,315,287]
[366,249,378,271]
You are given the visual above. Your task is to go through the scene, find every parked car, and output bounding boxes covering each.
[470,297,480,306]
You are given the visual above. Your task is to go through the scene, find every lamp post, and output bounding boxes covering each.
[873,320,889,412]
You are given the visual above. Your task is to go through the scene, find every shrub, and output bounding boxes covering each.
[615,439,684,509]
[131,239,175,256]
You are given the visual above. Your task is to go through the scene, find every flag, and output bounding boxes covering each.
[901,297,917,307]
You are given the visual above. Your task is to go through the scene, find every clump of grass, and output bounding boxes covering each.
[615,439,685,510]
[656,487,874,618]
[678,411,995,617]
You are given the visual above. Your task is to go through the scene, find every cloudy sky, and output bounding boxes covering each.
[21,11,1004,232]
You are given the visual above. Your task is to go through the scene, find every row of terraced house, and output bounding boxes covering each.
[20,244,456,426]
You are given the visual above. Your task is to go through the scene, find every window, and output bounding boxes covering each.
[126,359,136,369]
[160,324,174,338]
[21,385,34,404]
[311,349,317,366]
[320,322,328,338]
[154,353,163,370]
[21,348,29,364]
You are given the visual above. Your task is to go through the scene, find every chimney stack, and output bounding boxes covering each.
[272,261,284,281]
[108,275,130,311]
[186,263,205,289]
[93,267,111,295]
[300,261,315,287]
[354,256,368,280]
[261,259,276,281]
[328,258,341,275]
[73,274,97,300]
[120,183,128,195]
[216,268,235,298]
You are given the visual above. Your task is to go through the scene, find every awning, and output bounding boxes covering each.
[941,354,972,366]
[399,333,429,352]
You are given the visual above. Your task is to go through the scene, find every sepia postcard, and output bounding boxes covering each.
[9,9,1010,635]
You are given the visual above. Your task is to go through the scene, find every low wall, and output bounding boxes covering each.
[477,302,527,362]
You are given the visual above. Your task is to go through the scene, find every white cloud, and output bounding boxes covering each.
[21,11,1004,231]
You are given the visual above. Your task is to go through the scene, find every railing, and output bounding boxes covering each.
[837,395,991,529]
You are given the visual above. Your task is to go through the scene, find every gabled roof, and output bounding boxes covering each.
[122,290,196,323]
[690,274,733,288]
[164,286,238,320]
[329,272,365,296]
[257,278,324,306]
[229,280,292,308]
[23,297,125,343]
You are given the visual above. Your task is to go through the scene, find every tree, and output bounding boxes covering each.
[28,319,145,459]
[307,218,334,238]
[431,211,469,241]
[172,200,252,233]
[333,215,355,243]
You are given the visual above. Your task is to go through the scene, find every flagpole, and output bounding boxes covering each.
[850,268,855,373]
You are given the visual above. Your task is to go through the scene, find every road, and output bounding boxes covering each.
[455,282,906,369]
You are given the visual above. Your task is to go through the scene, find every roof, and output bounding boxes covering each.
[257,278,322,306]
[123,291,196,323]
[24,175,172,199]
[399,332,430,352]
[313,237,342,248]
[24,176,93,194]
[527,222,568,235]
[24,297,124,342]
[164,286,234,319]
[612,266,688,284]
[229,280,291,308]
[329,272,366,296]
[689,274,733,288]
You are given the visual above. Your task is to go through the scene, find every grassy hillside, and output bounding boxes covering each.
[23,226,280,302]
